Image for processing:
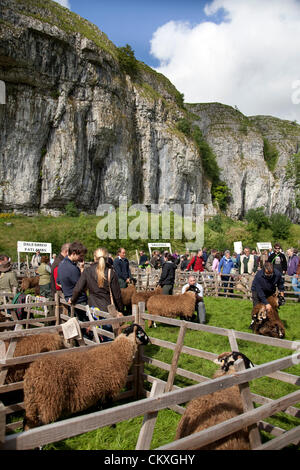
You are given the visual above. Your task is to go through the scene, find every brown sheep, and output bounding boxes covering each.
[131,286,162,309]
[23,324,150,430]
[250,294,285,339]
[4,333,67,384]
[175,351,253,450]
[146,291,197,327]
[20,277,40,295]
[120,284,137,314]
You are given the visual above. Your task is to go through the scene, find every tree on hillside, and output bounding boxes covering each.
[269,213,292,240]
[245,207,270,229]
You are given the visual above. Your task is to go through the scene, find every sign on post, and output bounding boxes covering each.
[148,243,172,256]
[233,241,243,254]
[256,242,272,254]
[17,241,52,271]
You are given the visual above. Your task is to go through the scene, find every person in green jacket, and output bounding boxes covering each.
[37,255,52,298]
[0,255,18,293]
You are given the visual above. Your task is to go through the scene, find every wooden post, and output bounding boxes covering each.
[55,292,60,326]
[0,324,23,386]
[132,304,140,399]
[135,380,165,450]
[165,322,187,393]
[138,302,146,397]
[235,358,262,449]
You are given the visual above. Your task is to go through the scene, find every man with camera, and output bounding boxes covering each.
[182,275,206,324]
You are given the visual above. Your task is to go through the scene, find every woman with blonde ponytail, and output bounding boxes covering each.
[70,247,123,315]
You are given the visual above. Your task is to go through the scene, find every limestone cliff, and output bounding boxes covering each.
[0,0,299,222]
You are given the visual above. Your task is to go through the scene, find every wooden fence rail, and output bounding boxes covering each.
[0,298,299,450]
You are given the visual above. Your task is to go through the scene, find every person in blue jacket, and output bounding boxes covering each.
[218,250,234,295]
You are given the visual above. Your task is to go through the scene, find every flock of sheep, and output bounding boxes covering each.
[0,280,288,450]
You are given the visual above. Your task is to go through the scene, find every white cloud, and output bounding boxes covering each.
[54,0,71,9]
[150,0,300,121]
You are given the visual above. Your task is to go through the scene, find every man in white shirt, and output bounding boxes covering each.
[182,275,206,324]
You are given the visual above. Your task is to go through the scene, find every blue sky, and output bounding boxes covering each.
[57,0,300,122]
[67,0,223,67]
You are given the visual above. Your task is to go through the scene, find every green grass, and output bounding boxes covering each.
[38,297,300,450]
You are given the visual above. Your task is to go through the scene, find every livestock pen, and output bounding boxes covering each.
[131,268,300,302]
[0,297,299,450]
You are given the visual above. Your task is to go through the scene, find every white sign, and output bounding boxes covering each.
[234,241,243,254]
[256,242,272,253]
[17,241,52,254]
[148,242,172,256]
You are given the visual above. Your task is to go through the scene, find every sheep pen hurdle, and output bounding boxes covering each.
[0,300,299,450]
[0,295,134,442]
[131,267,300,302]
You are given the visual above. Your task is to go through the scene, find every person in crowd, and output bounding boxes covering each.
[287,248,299,276]
[238,247,258,275]
[268,243,287,274]
[51,243,70,298]
[31,250,41,268]
[186,249,205,272]
[150,250,161,269]
[251,261,285,309]
[70,247,123,341]
[56,241,88,322]
[180,254,190,271]
[205,249,218,272]
[182,275,206,324]
[287,248,300,301]
[202,247,208,264]
[212,252,221,272]
[0,254,18,293]
[37,255,52,298]
[113,247,131,288]
[172,250,181,266]
[50,253,57,265]
[259,249,269,269]
[158,253,177,295]
[107,253,114,267]
[138,250,149,268]
[218,250,234,295]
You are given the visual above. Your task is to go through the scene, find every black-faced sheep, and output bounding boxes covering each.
[4,333,67,384]
[250,294,285,339]
[146,291,197,327]
[175,351,254,450]
[23,324,150,429]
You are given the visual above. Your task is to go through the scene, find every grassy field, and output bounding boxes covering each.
[39,296,300,451]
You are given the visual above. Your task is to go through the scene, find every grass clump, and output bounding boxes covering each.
[263,137,279,172]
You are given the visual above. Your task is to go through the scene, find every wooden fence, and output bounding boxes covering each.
[131,267,300,301]
[0,296,299,450]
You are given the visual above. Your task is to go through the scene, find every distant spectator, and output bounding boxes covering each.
[0,254,18,293]
[259,249,269,269]
[51,243,70,298]
[172,250,181,266]
[202,247,208,264]
[186,249,205,272]
[268,243,287,274]
[212,252,221,272]
[205,249,217,272]
[50,254,57,265]
[238,247,258,275]
[150,251,161,269]
[31,250,41,268]
[37,255,52,298]
[113,247,131,288]
[218,250,234,295]
[158,253,177,295]
[57,241,88,322]
[180,254,190,271]
[287,248,299,276]
[138,250,149,268]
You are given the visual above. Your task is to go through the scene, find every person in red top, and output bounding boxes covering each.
[186,249,205,272]
[51,243,70,297]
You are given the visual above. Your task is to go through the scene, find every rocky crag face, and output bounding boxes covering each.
[0,0,299,221]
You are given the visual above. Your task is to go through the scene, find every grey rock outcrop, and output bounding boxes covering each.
[0,0,299,222]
